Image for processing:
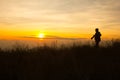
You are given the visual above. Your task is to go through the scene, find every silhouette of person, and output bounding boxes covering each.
[91,28,101,47]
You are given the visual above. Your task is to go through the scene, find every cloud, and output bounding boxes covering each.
[20,35,84,40]
[0,0,120,31]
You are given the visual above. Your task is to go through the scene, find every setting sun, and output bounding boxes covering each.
[38,33,45,39]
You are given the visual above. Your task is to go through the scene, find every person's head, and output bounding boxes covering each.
[95,28,99,32]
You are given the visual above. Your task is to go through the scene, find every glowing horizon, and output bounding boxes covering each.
[0,0,120,40]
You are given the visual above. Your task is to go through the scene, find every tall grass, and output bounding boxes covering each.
[0,40,120,80]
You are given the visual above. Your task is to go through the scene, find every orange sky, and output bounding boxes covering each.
[0,0,120,40]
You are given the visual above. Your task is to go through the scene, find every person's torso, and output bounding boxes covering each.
[95,32,101,41]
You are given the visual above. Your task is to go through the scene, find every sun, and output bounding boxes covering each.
[38,33,45,39]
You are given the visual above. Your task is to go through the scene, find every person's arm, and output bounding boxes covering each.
[91,35,95,39]
[100,33,101,36]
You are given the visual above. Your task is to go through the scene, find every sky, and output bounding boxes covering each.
[0,0,120,39]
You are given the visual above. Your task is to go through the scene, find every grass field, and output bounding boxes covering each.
[0,40,120,80]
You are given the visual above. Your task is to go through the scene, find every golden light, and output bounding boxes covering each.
[38,33,45,39]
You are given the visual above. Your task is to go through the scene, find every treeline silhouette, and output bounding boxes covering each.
[0,40,120,80]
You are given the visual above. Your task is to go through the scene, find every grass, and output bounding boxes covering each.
[0,40,120,80]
